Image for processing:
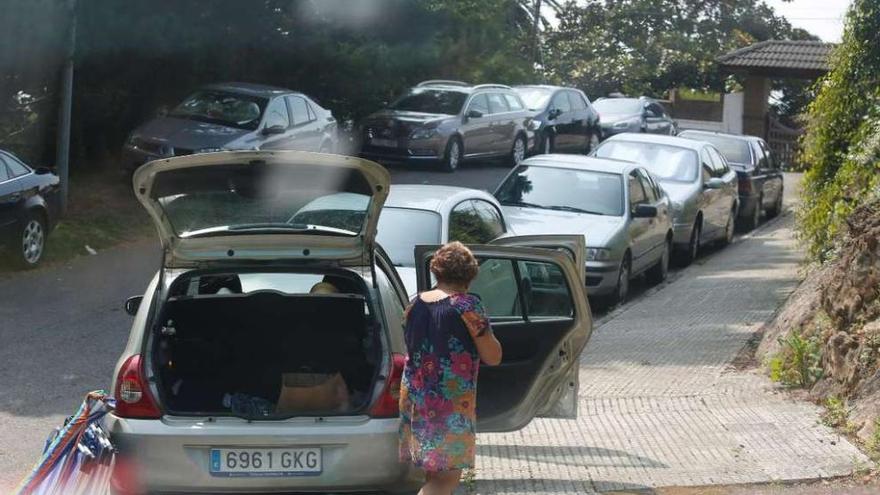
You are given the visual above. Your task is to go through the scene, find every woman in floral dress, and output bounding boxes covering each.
[399,241,503,495]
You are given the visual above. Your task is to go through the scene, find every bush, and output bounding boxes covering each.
[798,0,880,260]
[769,331,824,388]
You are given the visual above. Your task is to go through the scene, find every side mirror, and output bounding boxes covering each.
[125,295,143,316]
[548,108,562,120]
[466,109,484,119]
[632,204,658,218]
[262,124,286,135]
[704,177,725,190]
[34,166,54,175]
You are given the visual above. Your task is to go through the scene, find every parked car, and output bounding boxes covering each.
[109,150,591,494]
[0,149,61,268]
[593,96,677,138]
[678,130,784,230]
[377,184,513,297]
[122,83,337,172]
[513,85,601,155]
[493,154,673,304]
[358,80,533,172]
[593,133,738,265]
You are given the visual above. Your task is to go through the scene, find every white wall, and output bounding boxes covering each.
[676,92,744,135]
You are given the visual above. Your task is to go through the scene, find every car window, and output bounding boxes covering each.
[4,153,30,177]
[759,141,777,169]
[628,171,648,207]
[551,91,571,112]
[306,101,317,121]
[568,91,587,110]
[679,132,752,164]
[391,88,468,115]
[287,96,313,126]
[449,200,495,244]
[471,200,506,238]
[376,207,442,267]
[701,151,713,182]
[467,94,489,115]
[495,165,625,216]
[469,258,522,319]
[0,157,10,182]
[264,97,290,128]
[595,141,698,183]
[709,148,730,176]
[645,103,662,118]
[637,170,657,202]
[503,93,524,111]
[487,93,510,114]
[517,260,573,318]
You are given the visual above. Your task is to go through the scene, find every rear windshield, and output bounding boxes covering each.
[680,132,751,164]
[150,163,374,237]
[390,88,468,114]
[514,87,553,110]
[495,165,624,216]
[593,98,642,115]
[169,90,267,130]
[595,141,698,183]
[377,207,442,267]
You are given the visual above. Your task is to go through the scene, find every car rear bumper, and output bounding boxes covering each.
[585,260,620,296]
[105,414,421,493]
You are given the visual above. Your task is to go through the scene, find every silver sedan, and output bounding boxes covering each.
[494,154,674,305]
[594,133,739,264]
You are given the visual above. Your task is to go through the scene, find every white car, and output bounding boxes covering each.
[107,151,592,494]
[377,184,513,297]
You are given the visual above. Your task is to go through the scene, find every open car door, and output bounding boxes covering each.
[415,237,592,432]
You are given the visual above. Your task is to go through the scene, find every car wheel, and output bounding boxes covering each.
[766,189,783,218]
[677,220,701,266]
[16,212,46,268]
[646,237,671,285]
[586,131,600,154]
[511,134,526,166]
[440,137,462,173]
[716,207,735,246]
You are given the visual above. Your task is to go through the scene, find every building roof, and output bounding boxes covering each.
[717,40,835,78]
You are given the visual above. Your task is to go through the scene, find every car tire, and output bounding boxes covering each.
[15,211,47,269]
[646,237,671,285]
[676,220,701,266]
[510,134,526,166]
[718,207,736,246]
[440,137,462,173]
[766,189,783,218]
[611,255,631,306]
[744,193,762,231]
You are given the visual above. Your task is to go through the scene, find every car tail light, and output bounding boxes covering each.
[114,354,161,419]
[369,353,406,418]
[738,174,752,193]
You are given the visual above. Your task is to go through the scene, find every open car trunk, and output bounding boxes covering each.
[150,272,382,419]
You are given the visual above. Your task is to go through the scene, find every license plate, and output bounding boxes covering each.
[370,138,398,148]
[210,447,322,477]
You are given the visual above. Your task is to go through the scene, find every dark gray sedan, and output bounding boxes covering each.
[593,96,677,138]
[122,83,337,172]
[594,133,738,265]
[678,130,784,231]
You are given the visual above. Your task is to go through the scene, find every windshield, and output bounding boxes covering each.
[595,141,698,183]
[376,207,442,266]
[495,165,624,216]
[593,98,642,115]
[680,133,751,164]
[389,88,468,114]
[169,90,267,130]
[514,87,553,110]
[150,163,374,237]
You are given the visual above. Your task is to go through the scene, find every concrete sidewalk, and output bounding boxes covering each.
[473,211,868,493]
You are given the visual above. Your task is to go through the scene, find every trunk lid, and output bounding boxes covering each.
[133,151,390,268]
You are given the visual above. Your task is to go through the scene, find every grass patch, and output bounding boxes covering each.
[821,396,859,435]
[675,88,721,102]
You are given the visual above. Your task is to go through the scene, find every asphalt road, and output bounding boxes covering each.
[0,158,801,492]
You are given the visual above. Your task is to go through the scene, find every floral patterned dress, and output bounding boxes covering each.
[398,292,491,472]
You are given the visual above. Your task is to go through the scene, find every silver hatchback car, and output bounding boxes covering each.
[594,133,739,264]
[494,155,674,305]
[107,151,592,494]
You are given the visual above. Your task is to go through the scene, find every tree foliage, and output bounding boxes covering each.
[798,0,880,261]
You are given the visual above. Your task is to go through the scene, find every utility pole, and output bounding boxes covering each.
[55,0,77,214]
[531,0,544,81]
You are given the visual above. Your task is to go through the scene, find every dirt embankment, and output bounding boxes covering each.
[758,200,880,444]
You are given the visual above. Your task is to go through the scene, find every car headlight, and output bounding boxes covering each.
[613,121,630,129]
[528,119,543,131]
[410,128,438,140]
[586,247,612,261]
[194,147,224,154]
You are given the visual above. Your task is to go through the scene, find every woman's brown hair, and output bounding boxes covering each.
[430,241,479,286]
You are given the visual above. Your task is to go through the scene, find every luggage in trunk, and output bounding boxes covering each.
[151,291,380,418]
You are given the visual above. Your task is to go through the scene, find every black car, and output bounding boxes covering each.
[514,85,601,155]
[593,96,677,137]
[678,130,784,230]
[123,82,338,172]
[0,150,61,267]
